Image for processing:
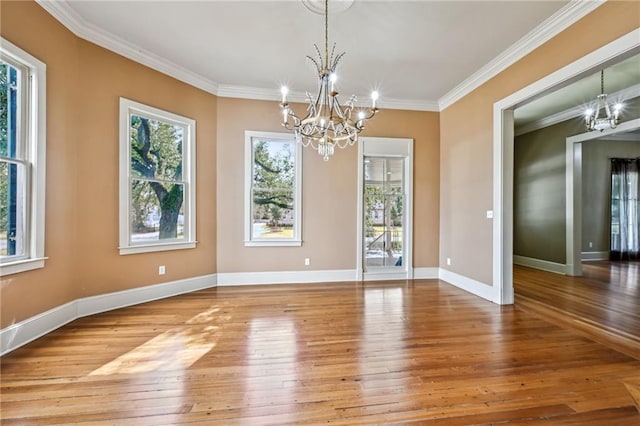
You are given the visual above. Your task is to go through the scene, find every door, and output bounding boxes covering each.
[357,138,413,280]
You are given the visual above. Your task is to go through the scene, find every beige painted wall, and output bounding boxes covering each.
[0,1,218,327]
[440,1,640,285]
[216,98,440,273]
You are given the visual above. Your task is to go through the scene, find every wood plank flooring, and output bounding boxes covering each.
[514,261,640,359]
[2,280,640,424]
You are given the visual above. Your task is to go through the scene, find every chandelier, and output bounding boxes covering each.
[279,0,379,161]
[585,69,622,132]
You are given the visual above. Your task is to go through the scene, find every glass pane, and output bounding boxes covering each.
[252,189,294,239]
[0,160,26,258]
[1,60,20,159]
[130,179,185,244]
[364,157,404,270]
[252,140,294,190]
[250,138,296,241]
[130,114,184,181]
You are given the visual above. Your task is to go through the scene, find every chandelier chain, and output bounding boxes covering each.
[325,0,329,67]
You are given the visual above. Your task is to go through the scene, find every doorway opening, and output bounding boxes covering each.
[493,28,640,304]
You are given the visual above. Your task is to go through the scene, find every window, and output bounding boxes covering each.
[244,131,301,246]
[119,98,196,255]
[0,38,46,276]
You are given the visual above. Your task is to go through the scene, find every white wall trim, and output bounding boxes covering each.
[37,0,602,113]
[76,274,217,318]
[36,1,219,96]
[1,274,217,356]
[513,255,566,275]
[439,0,604,110]
[494,28,640,308]
[438,268,496,303]
[1,268,501,355]
[217,269,357,286]
[582,251,609,261]
[413,267,440,280]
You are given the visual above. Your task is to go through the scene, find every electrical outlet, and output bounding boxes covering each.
[589,242,593,248]
[159,265,166,275]
[305,258,310,266]
[486,210,494,219]
[446,258,451,266]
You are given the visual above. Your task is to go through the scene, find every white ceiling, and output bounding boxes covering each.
[47,0,580,110]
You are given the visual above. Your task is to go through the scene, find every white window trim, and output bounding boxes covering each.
[244,131,302,247]
[0,38,47,276]
[118,98,196,255]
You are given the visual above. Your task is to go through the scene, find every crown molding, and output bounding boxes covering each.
[515,83,640,136]
[438,0,605,110]
[36,0,605,113]
[218,84,439,111]
[35,0,219,95]
[35,0,437,111]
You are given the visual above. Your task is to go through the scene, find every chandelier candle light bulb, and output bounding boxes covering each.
[279,0,379,161]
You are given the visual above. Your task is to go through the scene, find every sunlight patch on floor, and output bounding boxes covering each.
[90,306,230,376]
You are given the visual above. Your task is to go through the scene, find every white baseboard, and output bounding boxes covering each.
[217,269,356,286]
[513,255,566,274]
[581,251,609,262]
[413,267,440,279]
[1,267,495,355]
[438,268,495,303]
[218,267,440,286]
[1,273,217,356]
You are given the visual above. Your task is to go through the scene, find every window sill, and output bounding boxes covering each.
[119,241,197,255]
[244,240,302,247]
[0,257,47,276]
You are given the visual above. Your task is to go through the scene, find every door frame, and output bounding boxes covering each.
[356,137,414,281]
[493,29,640,304]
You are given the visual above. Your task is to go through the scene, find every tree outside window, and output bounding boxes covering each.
[119,99,196,255]
[245,132,301,247]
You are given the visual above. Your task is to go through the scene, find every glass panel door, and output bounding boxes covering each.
[364,157,404,271]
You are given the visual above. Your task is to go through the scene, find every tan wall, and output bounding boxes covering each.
[216,98,440,273]
[0,1,217,327]
[440,1,640,284]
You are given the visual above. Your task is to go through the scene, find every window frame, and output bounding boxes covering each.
[244,131,302,247]
[118,98,197,255]
[0,38,47,276]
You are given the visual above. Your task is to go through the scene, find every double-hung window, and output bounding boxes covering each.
[119,98,196,255]
[244,131,302,246]
[0,38,46,276]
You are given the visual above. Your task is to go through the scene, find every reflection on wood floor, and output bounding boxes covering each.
[514,261,640,359]
[2,279,640,424]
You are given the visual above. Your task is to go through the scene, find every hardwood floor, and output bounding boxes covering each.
[514,261,640,359]
[2,280,640,424]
